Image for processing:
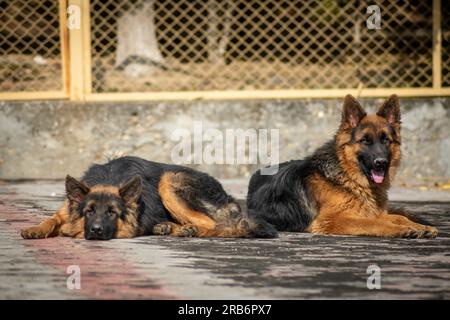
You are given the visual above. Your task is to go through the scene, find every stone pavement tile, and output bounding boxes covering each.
[0,200,175,299]
[1,180,450,299]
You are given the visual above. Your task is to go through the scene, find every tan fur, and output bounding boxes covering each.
[153,220,253,238]
[159,172,216,231]
[90,185,119,196]
[116,203,140,238]
[21,189,141,239]
[307,109,437,238]
[21,200,86,239]
[157,172,253,238]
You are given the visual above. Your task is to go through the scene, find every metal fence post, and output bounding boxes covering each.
[68,0,92,101]
[433,0,442,89]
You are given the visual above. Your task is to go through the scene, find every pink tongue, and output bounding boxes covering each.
[371,170,385,184]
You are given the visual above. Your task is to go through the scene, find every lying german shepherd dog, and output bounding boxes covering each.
[247,94,438,238]
[21,157,276,240]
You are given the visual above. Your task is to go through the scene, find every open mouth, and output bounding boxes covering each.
[370,169,385,184]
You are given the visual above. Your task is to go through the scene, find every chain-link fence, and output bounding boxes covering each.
[0,0,66,93]
[90,0,439,93]
[0,0,449,99]
[442,0,450,87]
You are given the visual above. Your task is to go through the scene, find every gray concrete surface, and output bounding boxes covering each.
[0,180,449,299]
[1,98,449,183]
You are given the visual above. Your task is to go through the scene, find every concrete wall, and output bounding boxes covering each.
[0,98,449,184]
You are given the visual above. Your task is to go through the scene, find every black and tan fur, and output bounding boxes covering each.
[247,94,438,238]
[21,157,276,240]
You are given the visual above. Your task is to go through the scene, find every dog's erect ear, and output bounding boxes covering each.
[377,94,401,125]
[65,175,90,204]
[342,94,366,128]
[119,176,142,205]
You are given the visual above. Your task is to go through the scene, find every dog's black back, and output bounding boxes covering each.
[247,145,335,232]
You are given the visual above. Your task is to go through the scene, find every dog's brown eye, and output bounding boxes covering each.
[106,210,116,217]
[85,210,94,217]
[361,136,372,145]
[380,134,390,144]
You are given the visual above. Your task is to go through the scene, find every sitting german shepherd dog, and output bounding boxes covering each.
[247,94,438,238]
[21,157,276,240]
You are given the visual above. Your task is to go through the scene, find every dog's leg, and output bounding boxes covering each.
[153,219,257,238]
[152,221,178,235]
[309,212,437,238]
[383,213,438,238]
[197,218,277,238]
[153,221,199,237]
[387,207,433,225]
[158,172,217,234]
[21,201,70,239]
[153,218,274,238]
[159,172,277,238]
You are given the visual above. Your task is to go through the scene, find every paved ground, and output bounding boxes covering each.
[0,180,449,299]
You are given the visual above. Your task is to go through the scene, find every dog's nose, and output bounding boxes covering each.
[90,223,103,234]
[374,158,388,167]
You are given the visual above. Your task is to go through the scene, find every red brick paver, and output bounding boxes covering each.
[0,197,176,299]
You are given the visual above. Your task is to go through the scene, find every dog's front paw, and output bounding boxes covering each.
[401,226,438,239]
[422,226,438,238]
[153,223,172,235]
[21,226,49,239]
[176,225,198,237]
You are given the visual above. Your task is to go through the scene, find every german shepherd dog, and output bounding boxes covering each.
[247,95,438,238]
[21,156,276,240]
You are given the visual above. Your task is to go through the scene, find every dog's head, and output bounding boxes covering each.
[65,175,142,240]
[337,94,401,186]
